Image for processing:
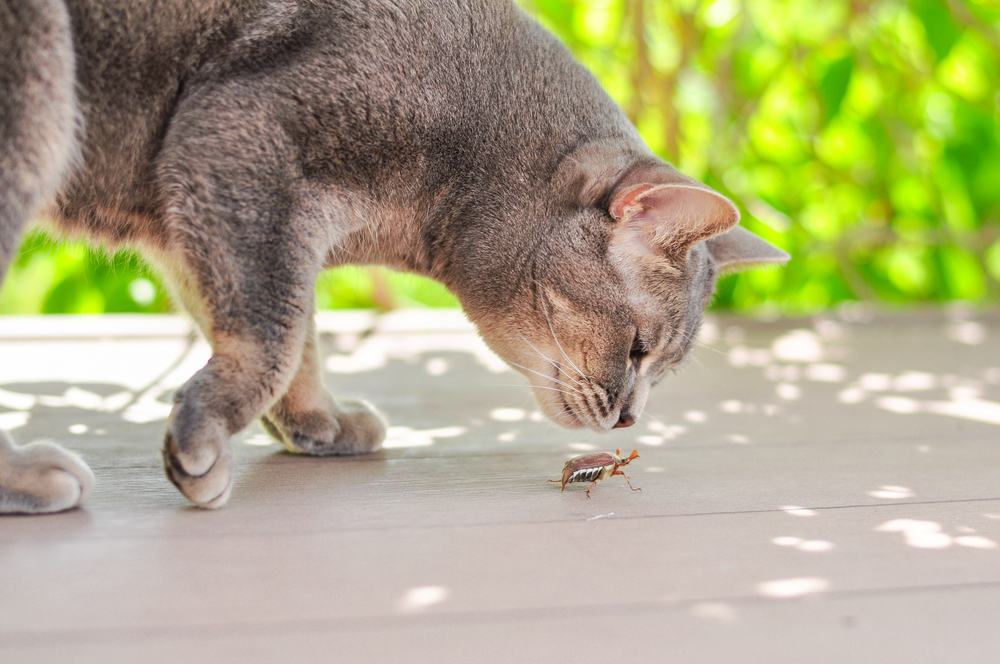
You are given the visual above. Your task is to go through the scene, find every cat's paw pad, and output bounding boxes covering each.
[265,399,386,456]
[0,438,95,513]
[162,424,233,509]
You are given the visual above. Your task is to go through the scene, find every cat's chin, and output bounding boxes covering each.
[530,387,598,431]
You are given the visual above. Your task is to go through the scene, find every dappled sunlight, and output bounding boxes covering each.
[0,330,210,441]
[772,536,834,552]
[0,387,36,410]
[325,332,509,374]
[876,519,998,550]
[424,358,449,376]
[756,577,830,598]
[490,407,526,422]
[37,387,132,411]
[636,420,689,446]
[684,410,707,423]
[771,329,825,363]
[382,426,466,449]
[243,433,277,447]
[869,485,914,499]
[709,313,1000,432]
[780,506,817,517]
[0,336,200,391]
[395,585,449,613]
[0,411,30,430]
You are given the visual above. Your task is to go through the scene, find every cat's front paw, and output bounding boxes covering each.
[263,398,386,456]
[0,433,95,514]
[162,414,233,509]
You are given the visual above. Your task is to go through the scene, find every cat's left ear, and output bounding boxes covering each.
[607,172,789,269]
[608,179,741,257]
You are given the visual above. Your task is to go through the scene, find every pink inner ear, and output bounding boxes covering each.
[610,184,658,221]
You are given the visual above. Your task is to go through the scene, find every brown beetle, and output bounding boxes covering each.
[549,448,641,498]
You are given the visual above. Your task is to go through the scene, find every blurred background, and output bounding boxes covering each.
[1,0,998,316]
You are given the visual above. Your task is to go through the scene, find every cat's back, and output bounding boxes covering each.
[54,0,260,237]
[257,0,633,191]
[52,0,634,242]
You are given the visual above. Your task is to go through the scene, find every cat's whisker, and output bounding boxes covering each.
[689,331,729,357]
[537,288,591,384]
[503,359,587,396]
[694,341,728,357]
[514,334,591,393]
[514,333,589,389]
[486,383,578,398]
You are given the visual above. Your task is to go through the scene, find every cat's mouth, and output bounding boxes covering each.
[560,398,584,429]
[526,363,620,431]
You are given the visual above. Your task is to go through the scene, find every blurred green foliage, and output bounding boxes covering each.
[0,229,457,314]
[1,0,998,314]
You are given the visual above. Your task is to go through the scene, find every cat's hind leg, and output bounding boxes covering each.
[261,311,386,456]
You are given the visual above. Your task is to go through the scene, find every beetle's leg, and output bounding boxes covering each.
[614,468,641,492]
[585,478,601,498]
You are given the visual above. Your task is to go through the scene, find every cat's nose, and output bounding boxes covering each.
[615,412,635,428]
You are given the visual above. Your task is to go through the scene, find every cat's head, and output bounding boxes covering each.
[457,142,789,431]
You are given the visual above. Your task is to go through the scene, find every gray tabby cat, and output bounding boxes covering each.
[0,0,788,513]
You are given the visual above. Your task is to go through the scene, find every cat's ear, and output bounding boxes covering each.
[608,179,740,257]
[705,225,791,272]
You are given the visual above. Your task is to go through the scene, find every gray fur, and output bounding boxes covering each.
[0,0,787,512]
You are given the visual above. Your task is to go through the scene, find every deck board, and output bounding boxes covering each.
[2,309,999,661]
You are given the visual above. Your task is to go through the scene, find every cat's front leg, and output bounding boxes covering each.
[0,430,95,513]
[261,313,386,456]
[158,266,324,508]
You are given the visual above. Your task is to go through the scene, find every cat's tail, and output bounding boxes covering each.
[0,0,79,279]
[0,1,89,514]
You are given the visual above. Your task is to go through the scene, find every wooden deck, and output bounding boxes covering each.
[2,307,999,662]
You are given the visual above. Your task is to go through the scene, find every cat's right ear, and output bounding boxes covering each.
[607,179,740,259]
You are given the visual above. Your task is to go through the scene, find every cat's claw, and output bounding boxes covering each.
[0,434,95,514]
[263,398,386,456]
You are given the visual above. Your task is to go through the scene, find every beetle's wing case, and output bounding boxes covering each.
[563,452,616,472]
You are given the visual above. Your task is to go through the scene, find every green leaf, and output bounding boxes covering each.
[819,56,854,120]
[910,0,962,61]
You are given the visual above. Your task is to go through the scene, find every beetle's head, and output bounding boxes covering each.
[615,448,639,465]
